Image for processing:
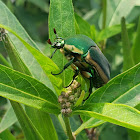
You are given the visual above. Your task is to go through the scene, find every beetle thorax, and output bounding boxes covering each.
[60,48,73,60]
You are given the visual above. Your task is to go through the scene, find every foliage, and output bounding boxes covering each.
[0,0,140,140]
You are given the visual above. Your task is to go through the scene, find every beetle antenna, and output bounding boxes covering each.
[53,28,58,38]
[47,39,52,45]
[65,69,79,88]
[50,48,57,59]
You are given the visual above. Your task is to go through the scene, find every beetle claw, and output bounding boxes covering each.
[64,80,74,88]
[51,71,63,75]
[83,93,91,101]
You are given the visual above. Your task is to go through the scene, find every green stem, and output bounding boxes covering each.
[64,116,75,140]
[102,0,107,29]
[101,0,107,51]
[58,114,67,134]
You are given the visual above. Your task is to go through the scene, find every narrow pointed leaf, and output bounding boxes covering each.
[97,24,134,42]
[0,64,60,114]
[2,34,46,139]
[49,0,75,40]
[0,24,62,94]
[73,103,140,132]
[0,1,54,92]
[3,34,58,140]
[77,63,140,132]
[3,35,31,75]
[106,0,140,26]
[11,102,44,140]
[0,106,17,133]
[132,17,140,64]
[49,0,75,87]
[87,63,140,106]
[0,1,59,140]
[121,17,134,71]
[75,14,93,39]
[0,1,38,48]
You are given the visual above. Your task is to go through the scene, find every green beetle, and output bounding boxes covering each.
[48,29,110,100]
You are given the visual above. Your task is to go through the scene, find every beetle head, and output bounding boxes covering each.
[48,29,64,49]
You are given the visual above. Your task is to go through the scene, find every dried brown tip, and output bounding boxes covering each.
[47,39,52,45]
[53,28,57,34]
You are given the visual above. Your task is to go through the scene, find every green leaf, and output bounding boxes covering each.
[0,1,38,49]
[51,115,67,140]
[76,63,140,133]
[0,24,62,94]
[2,34,39,139]
[0,1,54,92]
[105,0,140,26]
[0,106,17,133]
[49,0,75,87]
[0,129,16,140]
[96,24,134,42]
[75,13,93,39]
[3,35,31,75]
[2,33,40,139]
[87,63,140,107]
[10,101,44,140]
[121,17,134,71]
[0,64,60,114]
[3,34,58,140]
[132,17,140,65]
[0,54,11,68]
[73,103,140,132]
[74,90,85,107]
[0,2,59,139]
[49,0,75,39]
[25,108,58,140]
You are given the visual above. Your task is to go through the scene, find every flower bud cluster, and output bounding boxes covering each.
[58,80,81,116]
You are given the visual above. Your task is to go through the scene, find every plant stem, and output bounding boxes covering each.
[58,114,67,134]
[64,116,75,140]
[101,0,107,51]
[102,0,106,30]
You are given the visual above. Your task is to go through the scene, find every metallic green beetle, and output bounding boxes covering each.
[48,29,110,100]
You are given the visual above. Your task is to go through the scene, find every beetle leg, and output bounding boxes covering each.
[50,48,58,59]
[83,72,94,101]
[65,68,79,88]
[51,57,75,75]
